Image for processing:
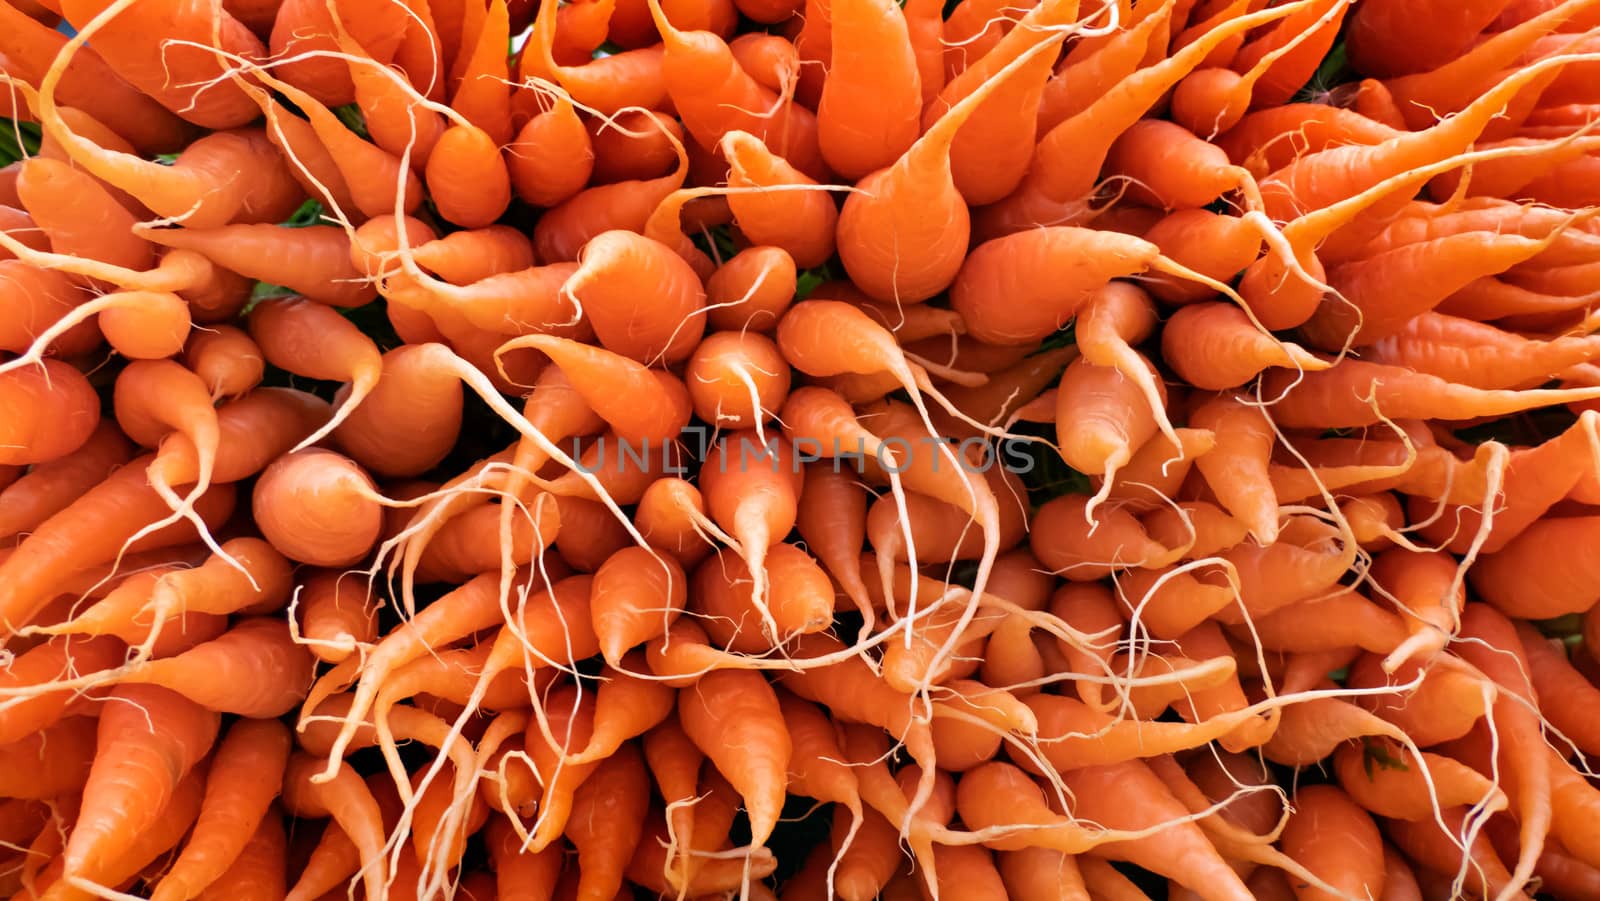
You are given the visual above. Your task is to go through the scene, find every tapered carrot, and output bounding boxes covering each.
[506,92,594,207]
[0,715,97,801]
[1373,312,1600,389]
[719,133,837,271]
[181,326,263,401]
[331,344,464,479]
[1347,0,1530,77]
[1064,759,1253,901]
[0,458,237,640]
[835,38,1058,303]
[0,358,100,468]
[60,684,218,885]
[590,547,687,665]
[561,229,706,364]
[1332,737,1508,822]
[266,0,408,106]
[144,225,376,309]
[1054,354,1167,517]
[1303,225,1580,348]
[252,450,383,568]
[815,0,920,179]
[149,719,290,901]
[294,572,379,666]
[1261,359,1600,428]
[987,0,1309,235]
[705,245,796,332]
[564,743,648,901]
[15,156,150,272]
[487,814,562,899]
[39,537,289,657]
[48,0,265,129]
[1387,806,1516,900]
[190,812,285,901]
[1263,53,1600,221]
[1277,784,1387,901]
[114,617,315,718]
[1163,302,1328,389]
[500,334,690,444]
[0,1,191,154]
[647,0,825,179]
[0,422,131,541]
[1142,209,1263,306]
[950,226,1230,345]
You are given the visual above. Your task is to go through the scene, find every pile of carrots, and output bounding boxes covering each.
[8,0,1600,895]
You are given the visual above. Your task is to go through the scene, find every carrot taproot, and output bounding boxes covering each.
[506,92,594,207]
[835,38,1058,303]
[252,450,383,568]
[149,719,291,901]
[721,130,838,269]
[60,684,218,884]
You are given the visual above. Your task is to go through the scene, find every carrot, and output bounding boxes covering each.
[950,226,1230,345]
[295,759,390,901]
[834,38,1057,303]
[116,617,316,718]
[815,0,920,180]
[0,1,192,154]
[449,0,514,142]
[686,330,791,434]
[590,546,688,665]
[986,0,1308,237]
[0,422,131,541]
[565,743,649,901]
[1141,209,1264,306]
[1346,0,1524,77]
[146,388,332,506]
[182,326,264,401]
[331,344,465,479]
[521,0,668,115]
[0,715,97,801]
[192,812,287,901]
[146,225,377,309]
[0,457,237,640]
[632,477,713,569]
[150,719,291,901]
[721,130,838,269]
[1302,224,1582,349]
[15,157,150,273]
[38,537,286,660]
[1066,758,1252,901]
[46,0,264,128]
[1054,354,1167,516]
[0,358,101,468]
[1515,622,1600,758]
[696,431,806,631]
[544,230,706,364]
[61,684,218,885]
[507,92,594,207]
[1332,737,1508,822]
[487,814,562,899]
[647,0,825,179]
[248,298,382,448]
[0,635,124,744]
[1384,807,1516,901]
[705,246,797,332]
[678,668,790,846]
[500,335,689,446]
[1162,301,1328,389]
[426,126,513,229]
[1030,494,1182,581]
[252,449,383,568]
[1261,359,1600,428]
[1278,784,1387,901]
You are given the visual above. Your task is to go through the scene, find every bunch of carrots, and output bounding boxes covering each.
[6,0,1600,895]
